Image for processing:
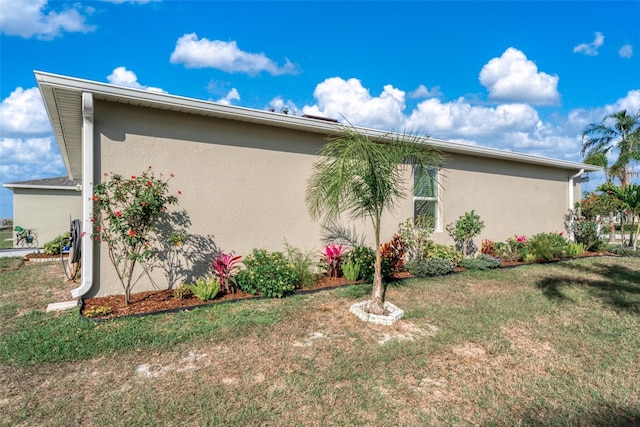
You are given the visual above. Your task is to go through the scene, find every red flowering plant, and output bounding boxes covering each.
[323,243,345,278]
[212,252,242,293]
[92,167,180,304]
[380,233,408,274]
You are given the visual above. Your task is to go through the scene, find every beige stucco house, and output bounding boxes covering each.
[34,71,600,299]
[3,177,82,247]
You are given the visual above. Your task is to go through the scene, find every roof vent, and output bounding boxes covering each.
[302,114,339,123]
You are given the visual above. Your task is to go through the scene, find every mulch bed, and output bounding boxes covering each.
[79,251,614,320]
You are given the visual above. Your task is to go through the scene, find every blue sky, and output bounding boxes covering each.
[1,0,639,220]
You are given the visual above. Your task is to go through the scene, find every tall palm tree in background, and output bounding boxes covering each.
[306,126,445,315]
[581,109,640,188]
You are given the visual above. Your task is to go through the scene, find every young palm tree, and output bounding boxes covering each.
[598,182,640,250]
[581,109,640,188]
[306,126,445,315]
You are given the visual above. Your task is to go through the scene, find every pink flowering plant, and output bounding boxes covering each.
[93,167,180,304]
[212,252,242,293]
[323,243,345,277]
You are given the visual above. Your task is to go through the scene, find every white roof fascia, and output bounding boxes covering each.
[34,71,601,173]
[3,183,78,191]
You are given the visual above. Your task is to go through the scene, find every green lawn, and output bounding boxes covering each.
[1,256,639,426]
[0,228,13,249]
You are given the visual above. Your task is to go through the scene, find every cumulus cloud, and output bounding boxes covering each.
[216,88,241,105]
[405,98,540,138]
[573,32,605,56]
[170,33,299,76]
[106,67,166,93]
[0,87,51,136]
[302,77,406,130]
[479,48,560,105]
[408,84,443,99]
[619,44,633,58]
[0,0,95,40]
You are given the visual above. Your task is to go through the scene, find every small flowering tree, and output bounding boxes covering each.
[93,167,180,304]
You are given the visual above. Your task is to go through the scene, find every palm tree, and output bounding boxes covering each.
[597,182,640,250]
[306,125,445,315]
[581,109,640,188]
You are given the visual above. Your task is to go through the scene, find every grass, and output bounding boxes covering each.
[0,229,12,249]
[1,256,639,425]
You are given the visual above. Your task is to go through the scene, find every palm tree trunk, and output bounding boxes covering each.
[608,212,617,243]
[368,216,385,315]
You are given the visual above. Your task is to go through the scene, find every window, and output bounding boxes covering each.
[414,167,439,230]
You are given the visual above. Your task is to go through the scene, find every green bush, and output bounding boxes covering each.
[173,284,193,300]
[566,242,585,257]
[459,254,501,270]
[236,249,297,297]
[406,257,455,277]
[342,246,391,282]
[603,244,640,257]
[494,237,527,262]
[284,242,321,288]
[446,210,485,257]
[188,276,220,301]
[43,232,70,255]
[423,240,463,266]
[527,232,569,261]
[342,261,361,282]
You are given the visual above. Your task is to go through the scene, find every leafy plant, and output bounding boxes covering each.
[423,240,463,266]
[93,167,180,304]
[342,261,361,282]
[380,233,408,274]
[459,254,501,270]
[236,249,297,298]
[83,305,113,318]
[188,276,221,301]
[43,232,71,255]
[446,210,485,257]
[284,241,321,288]
[212,252,242,293]
[342,246,389,282]
[480,238,494,256]
[527,232,568,261]
[398,215,433,262]
[173,284,193,300]
[522,253,536,263]
[322,243,345,278]
[567,242,585,257]
[405,258,455,277]
[494,236,528,262]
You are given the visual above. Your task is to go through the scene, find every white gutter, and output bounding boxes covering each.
[71,92,94,299]
[567,169,584,241]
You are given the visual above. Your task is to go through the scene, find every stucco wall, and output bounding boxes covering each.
[89,100,580,297]
[12,188,82,246]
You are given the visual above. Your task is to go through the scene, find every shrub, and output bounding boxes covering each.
[173,284,193,300]
[84,306,113,318]
[342,246,390,282]
[236,249,297,297]
[423,240,463,266]
[212,252,242,293]
[342,261,361,282]
[603,244,640,257]
[494,236,527,262]
[284,242,321,288]
[566,242,585,257]
[380,234,408,273]
[446,210,485,257]
[459,254,501,270]
[188,276,220,301]
[527,232,568,261]
[322,243,345,278]
[480,239,495,256]
[564,210,603,252]
[398,215,433,262]
[43,232,71,255]
[406,258,455,277]
[522,253,536,263]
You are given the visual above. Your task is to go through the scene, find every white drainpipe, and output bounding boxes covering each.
[567,169,584,242]
[71,92,94,299]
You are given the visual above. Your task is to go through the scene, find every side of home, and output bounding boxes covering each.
[35,71,598,298]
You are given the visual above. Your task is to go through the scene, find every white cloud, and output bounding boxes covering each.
[408,84,442,99]
[302,77,406,130]
[619,44,633,58]
[216,88,240,105]
[479,48,560,105]
[573,32,605,56]
[0,0,95,40]
[405,98,540,138]
[0,137,65,182]
[106,67,166,93]
[0,87,51,136]
[170,33,299,76]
